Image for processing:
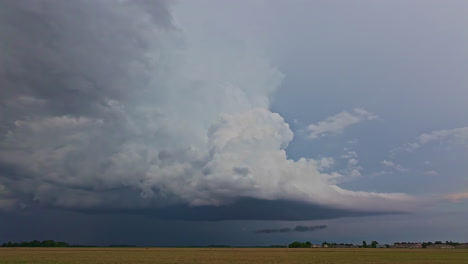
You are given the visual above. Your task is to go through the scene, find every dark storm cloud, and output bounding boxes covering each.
[293,225,327,232]
[255,225,327,234]
[0,0,172,117]
[0,0,177,210]
[75,198,393,221]
[1,209,327,246]
[255,228,292,234]
[0,0,413,218]
[0,200,376,246]
[0,209,224,246]
[232,167,250,176]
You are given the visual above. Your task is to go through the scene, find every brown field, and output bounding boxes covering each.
[0,248,467,264]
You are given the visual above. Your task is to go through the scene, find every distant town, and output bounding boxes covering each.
[287,241,468,249]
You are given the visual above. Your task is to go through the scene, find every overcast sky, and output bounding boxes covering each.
[1,0,467,246]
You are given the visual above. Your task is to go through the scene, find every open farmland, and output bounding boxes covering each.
[1,248,467,264]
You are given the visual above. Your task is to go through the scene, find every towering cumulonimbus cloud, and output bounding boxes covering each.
[0,0,413,215]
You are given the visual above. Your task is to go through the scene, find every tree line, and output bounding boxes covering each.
[1,240,97,247]
[412,241,463,248]
[288,241,313,248]
[288,241,376,248]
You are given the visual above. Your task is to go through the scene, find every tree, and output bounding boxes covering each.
[288,241,303,248]
[288,241,314,248]
[362,241,367,248]
[371,241,378,248]
[30,240,41,247]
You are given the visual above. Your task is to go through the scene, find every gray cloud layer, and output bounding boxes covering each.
[0,0,414,218]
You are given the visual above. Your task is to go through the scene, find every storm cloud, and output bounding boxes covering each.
[0,0,414,219]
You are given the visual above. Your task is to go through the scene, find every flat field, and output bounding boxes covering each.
[1,248,467,264]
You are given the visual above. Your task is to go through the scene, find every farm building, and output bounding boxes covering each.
[455,244,468,249]
[393,243,422,248]
[426,244,455,249]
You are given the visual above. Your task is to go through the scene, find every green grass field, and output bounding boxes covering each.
[1,248,467,264]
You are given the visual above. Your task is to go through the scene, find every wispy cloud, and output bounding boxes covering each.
[403,127,468,152]
[381,160,408,172]
[446,192,468,201]
[424,170,438,176]
[306,108,377,139]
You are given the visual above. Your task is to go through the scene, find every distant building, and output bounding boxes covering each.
[311,244,321,248]
[393,243,422,248]
[426,244,455,249]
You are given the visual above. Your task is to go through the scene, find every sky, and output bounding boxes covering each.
[0,0,467,246]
